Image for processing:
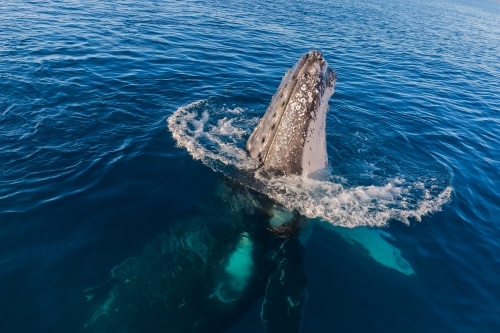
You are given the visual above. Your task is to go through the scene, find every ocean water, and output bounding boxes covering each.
[1,0,500,332]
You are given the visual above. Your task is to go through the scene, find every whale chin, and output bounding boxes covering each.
[246,50,337,177]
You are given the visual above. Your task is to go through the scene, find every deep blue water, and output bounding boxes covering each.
[1,0,500,332]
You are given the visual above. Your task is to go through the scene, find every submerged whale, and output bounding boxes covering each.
[83,179,308,333]
[83,50,413,333]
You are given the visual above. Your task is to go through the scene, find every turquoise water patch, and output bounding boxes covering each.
[269,208,295,228]
[211,232,255,304]
[225,232,254,291]
[326,225,415,275]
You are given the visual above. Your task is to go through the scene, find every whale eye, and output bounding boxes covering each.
[273,113,276,118]
[281,102,285,106]
[271,124,275,130]
[262,137,266,143]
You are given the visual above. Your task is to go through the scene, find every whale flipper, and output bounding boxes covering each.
[82,212,257,333]
[319,224,415,275]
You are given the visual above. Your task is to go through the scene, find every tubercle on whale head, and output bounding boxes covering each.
[246,50,337,176]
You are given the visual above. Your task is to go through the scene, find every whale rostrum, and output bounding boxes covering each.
[246,50,337,176]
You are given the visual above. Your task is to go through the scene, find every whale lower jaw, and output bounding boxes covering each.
[246,50,337,176]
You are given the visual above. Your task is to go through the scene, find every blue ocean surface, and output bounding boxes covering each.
[1,0,500,332]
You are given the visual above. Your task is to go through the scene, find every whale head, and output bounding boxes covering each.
[246,50,337,176]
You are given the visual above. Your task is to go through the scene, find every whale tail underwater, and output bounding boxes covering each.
[82,50,413,333]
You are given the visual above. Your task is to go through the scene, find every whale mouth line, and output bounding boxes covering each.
[167,99,452,228]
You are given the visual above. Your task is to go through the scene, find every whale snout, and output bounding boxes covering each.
[246,50,337,176]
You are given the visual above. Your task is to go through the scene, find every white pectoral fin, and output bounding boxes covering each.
[324,224,416,275]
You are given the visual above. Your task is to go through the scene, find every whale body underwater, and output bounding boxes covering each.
[82,50,414,333]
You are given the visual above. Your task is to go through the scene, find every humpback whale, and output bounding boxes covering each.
[83,50,413,333]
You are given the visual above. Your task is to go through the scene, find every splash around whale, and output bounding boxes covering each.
[168,50,452,228]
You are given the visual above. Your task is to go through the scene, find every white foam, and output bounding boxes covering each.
[167,100,258,170]
[167,101,452,228]
[255,173,452,227]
